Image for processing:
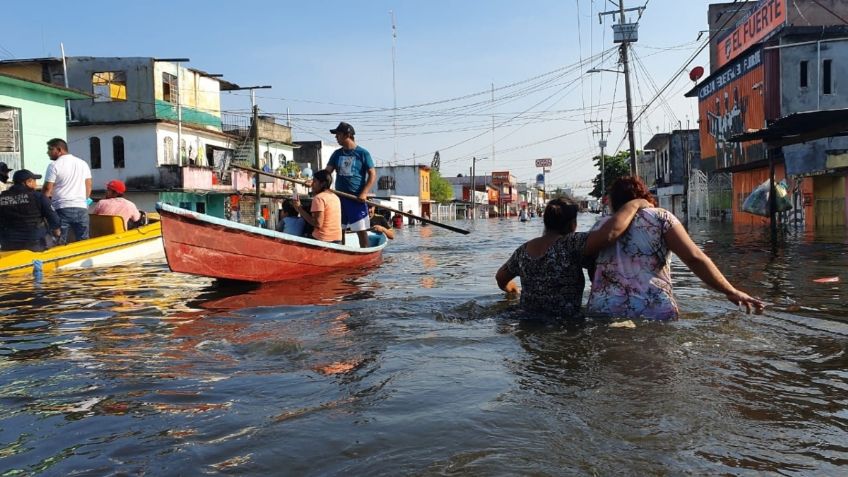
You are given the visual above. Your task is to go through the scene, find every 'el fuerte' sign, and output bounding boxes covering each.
[716,0,786,69]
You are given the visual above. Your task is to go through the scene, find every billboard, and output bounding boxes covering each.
[697,48,765,171]
[535,158,552,168]
[491,171,511,185]
[716,0,786,69]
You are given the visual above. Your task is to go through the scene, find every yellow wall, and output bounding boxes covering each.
[813,175,846,227]
[419,169,430,201]
[0,65,44,82]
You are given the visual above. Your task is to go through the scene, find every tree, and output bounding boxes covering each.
[429,169,453,203]
[590,150,632,199]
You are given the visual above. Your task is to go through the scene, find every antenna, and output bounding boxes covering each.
[390,10,398,165]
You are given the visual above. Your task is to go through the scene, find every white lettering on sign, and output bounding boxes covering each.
[535,158,552,168]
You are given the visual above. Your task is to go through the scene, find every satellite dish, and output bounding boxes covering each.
[689,66,705,82]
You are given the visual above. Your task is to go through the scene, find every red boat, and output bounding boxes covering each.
[156,203,388,283]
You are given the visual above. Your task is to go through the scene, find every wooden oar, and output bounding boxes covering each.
[232,164,471,235]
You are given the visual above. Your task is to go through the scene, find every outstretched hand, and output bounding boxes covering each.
[725,289,766,314]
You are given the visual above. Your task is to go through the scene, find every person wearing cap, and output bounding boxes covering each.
[93,180,141,229]
[43,138,92,243]
[0,162,11,192]
[324,122,376,248]
[0,169,61,252]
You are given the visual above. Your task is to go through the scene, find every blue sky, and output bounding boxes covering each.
[3,0,721,190]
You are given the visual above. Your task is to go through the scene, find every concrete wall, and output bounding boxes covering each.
[373,165,426,197]
[780,37,848,176]
[64,57,156,123]
[780,37,848,114]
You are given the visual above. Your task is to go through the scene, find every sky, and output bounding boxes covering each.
[2,0,723,192]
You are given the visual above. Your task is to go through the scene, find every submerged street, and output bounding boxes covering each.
[2,215,847,475]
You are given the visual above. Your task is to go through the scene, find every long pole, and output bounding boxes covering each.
[233,164,471,234]
[619,3,638,175]
[60,43,72,122]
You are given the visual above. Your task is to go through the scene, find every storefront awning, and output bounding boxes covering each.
[729,109,848,147]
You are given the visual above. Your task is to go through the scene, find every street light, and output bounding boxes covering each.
[587,65,638,176]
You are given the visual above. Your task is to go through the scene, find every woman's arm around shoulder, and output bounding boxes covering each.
[583,198,652,255]
[665,222,765,314]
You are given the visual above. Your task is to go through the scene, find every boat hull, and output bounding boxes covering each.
[0,222,163,277]
[157,203,386,283]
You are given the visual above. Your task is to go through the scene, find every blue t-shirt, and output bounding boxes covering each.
[328,146,374,194]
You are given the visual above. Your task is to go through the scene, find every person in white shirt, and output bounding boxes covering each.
[42,138,92,243]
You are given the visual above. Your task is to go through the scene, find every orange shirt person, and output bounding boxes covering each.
[293,169,342,243]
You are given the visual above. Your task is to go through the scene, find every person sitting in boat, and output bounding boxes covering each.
[93,180,141,230]
[292,170,342,244]
[367,205,394,240]
[0,169,62,252]
[495,196,651,319]
[407,210,416,226]
[277,198,306,237]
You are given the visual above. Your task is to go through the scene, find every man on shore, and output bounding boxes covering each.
[324,122,376,248]
[42,138,92,243]
[93,180,141,229]
[0,169,61,251]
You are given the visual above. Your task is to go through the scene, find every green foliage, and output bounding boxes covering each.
[590,150,633,198]
[429,169,454,203]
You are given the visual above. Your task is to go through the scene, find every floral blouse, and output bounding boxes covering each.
[503,232,590,318]
[586,208,681,320]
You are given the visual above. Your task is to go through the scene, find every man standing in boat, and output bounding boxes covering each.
[43,138,92,244]
[325,122,376,248]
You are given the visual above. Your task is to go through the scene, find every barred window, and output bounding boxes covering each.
[378,176,396,189]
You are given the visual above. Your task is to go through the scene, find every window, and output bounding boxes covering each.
[113,136,125,168]
[278,153,287,164]
[196,202,206,214]
[179,139,186,162]
[0,107,21,153]
[92,71,127,102]
[823,59,833,95]
[800,60,808,88]
[162,72,178,103]
[163,137,175,164]
[89,137,101,169]
[378,176,396,190]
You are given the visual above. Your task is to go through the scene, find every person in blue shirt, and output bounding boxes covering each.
[277,198,306,236]
[0,169,62,251]
[325,122,376,248]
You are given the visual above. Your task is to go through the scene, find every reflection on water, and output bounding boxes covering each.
[1,215,847,474]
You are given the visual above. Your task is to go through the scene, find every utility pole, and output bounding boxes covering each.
[599,2,643,176]
[228,85,272,226]
[585,119,612,197]
[619,2,638,176]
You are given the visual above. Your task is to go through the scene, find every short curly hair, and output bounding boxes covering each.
[609,176,656,211]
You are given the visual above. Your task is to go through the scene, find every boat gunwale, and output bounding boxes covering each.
[156,202,387,254]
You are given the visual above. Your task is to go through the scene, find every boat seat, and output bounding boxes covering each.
[89,214,127,238]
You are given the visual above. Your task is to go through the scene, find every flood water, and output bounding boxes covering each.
[2,214,848,475]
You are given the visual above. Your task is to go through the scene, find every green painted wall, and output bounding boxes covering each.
[0,83,73,175]
[154,100,222,129]
[158,192,226,218]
